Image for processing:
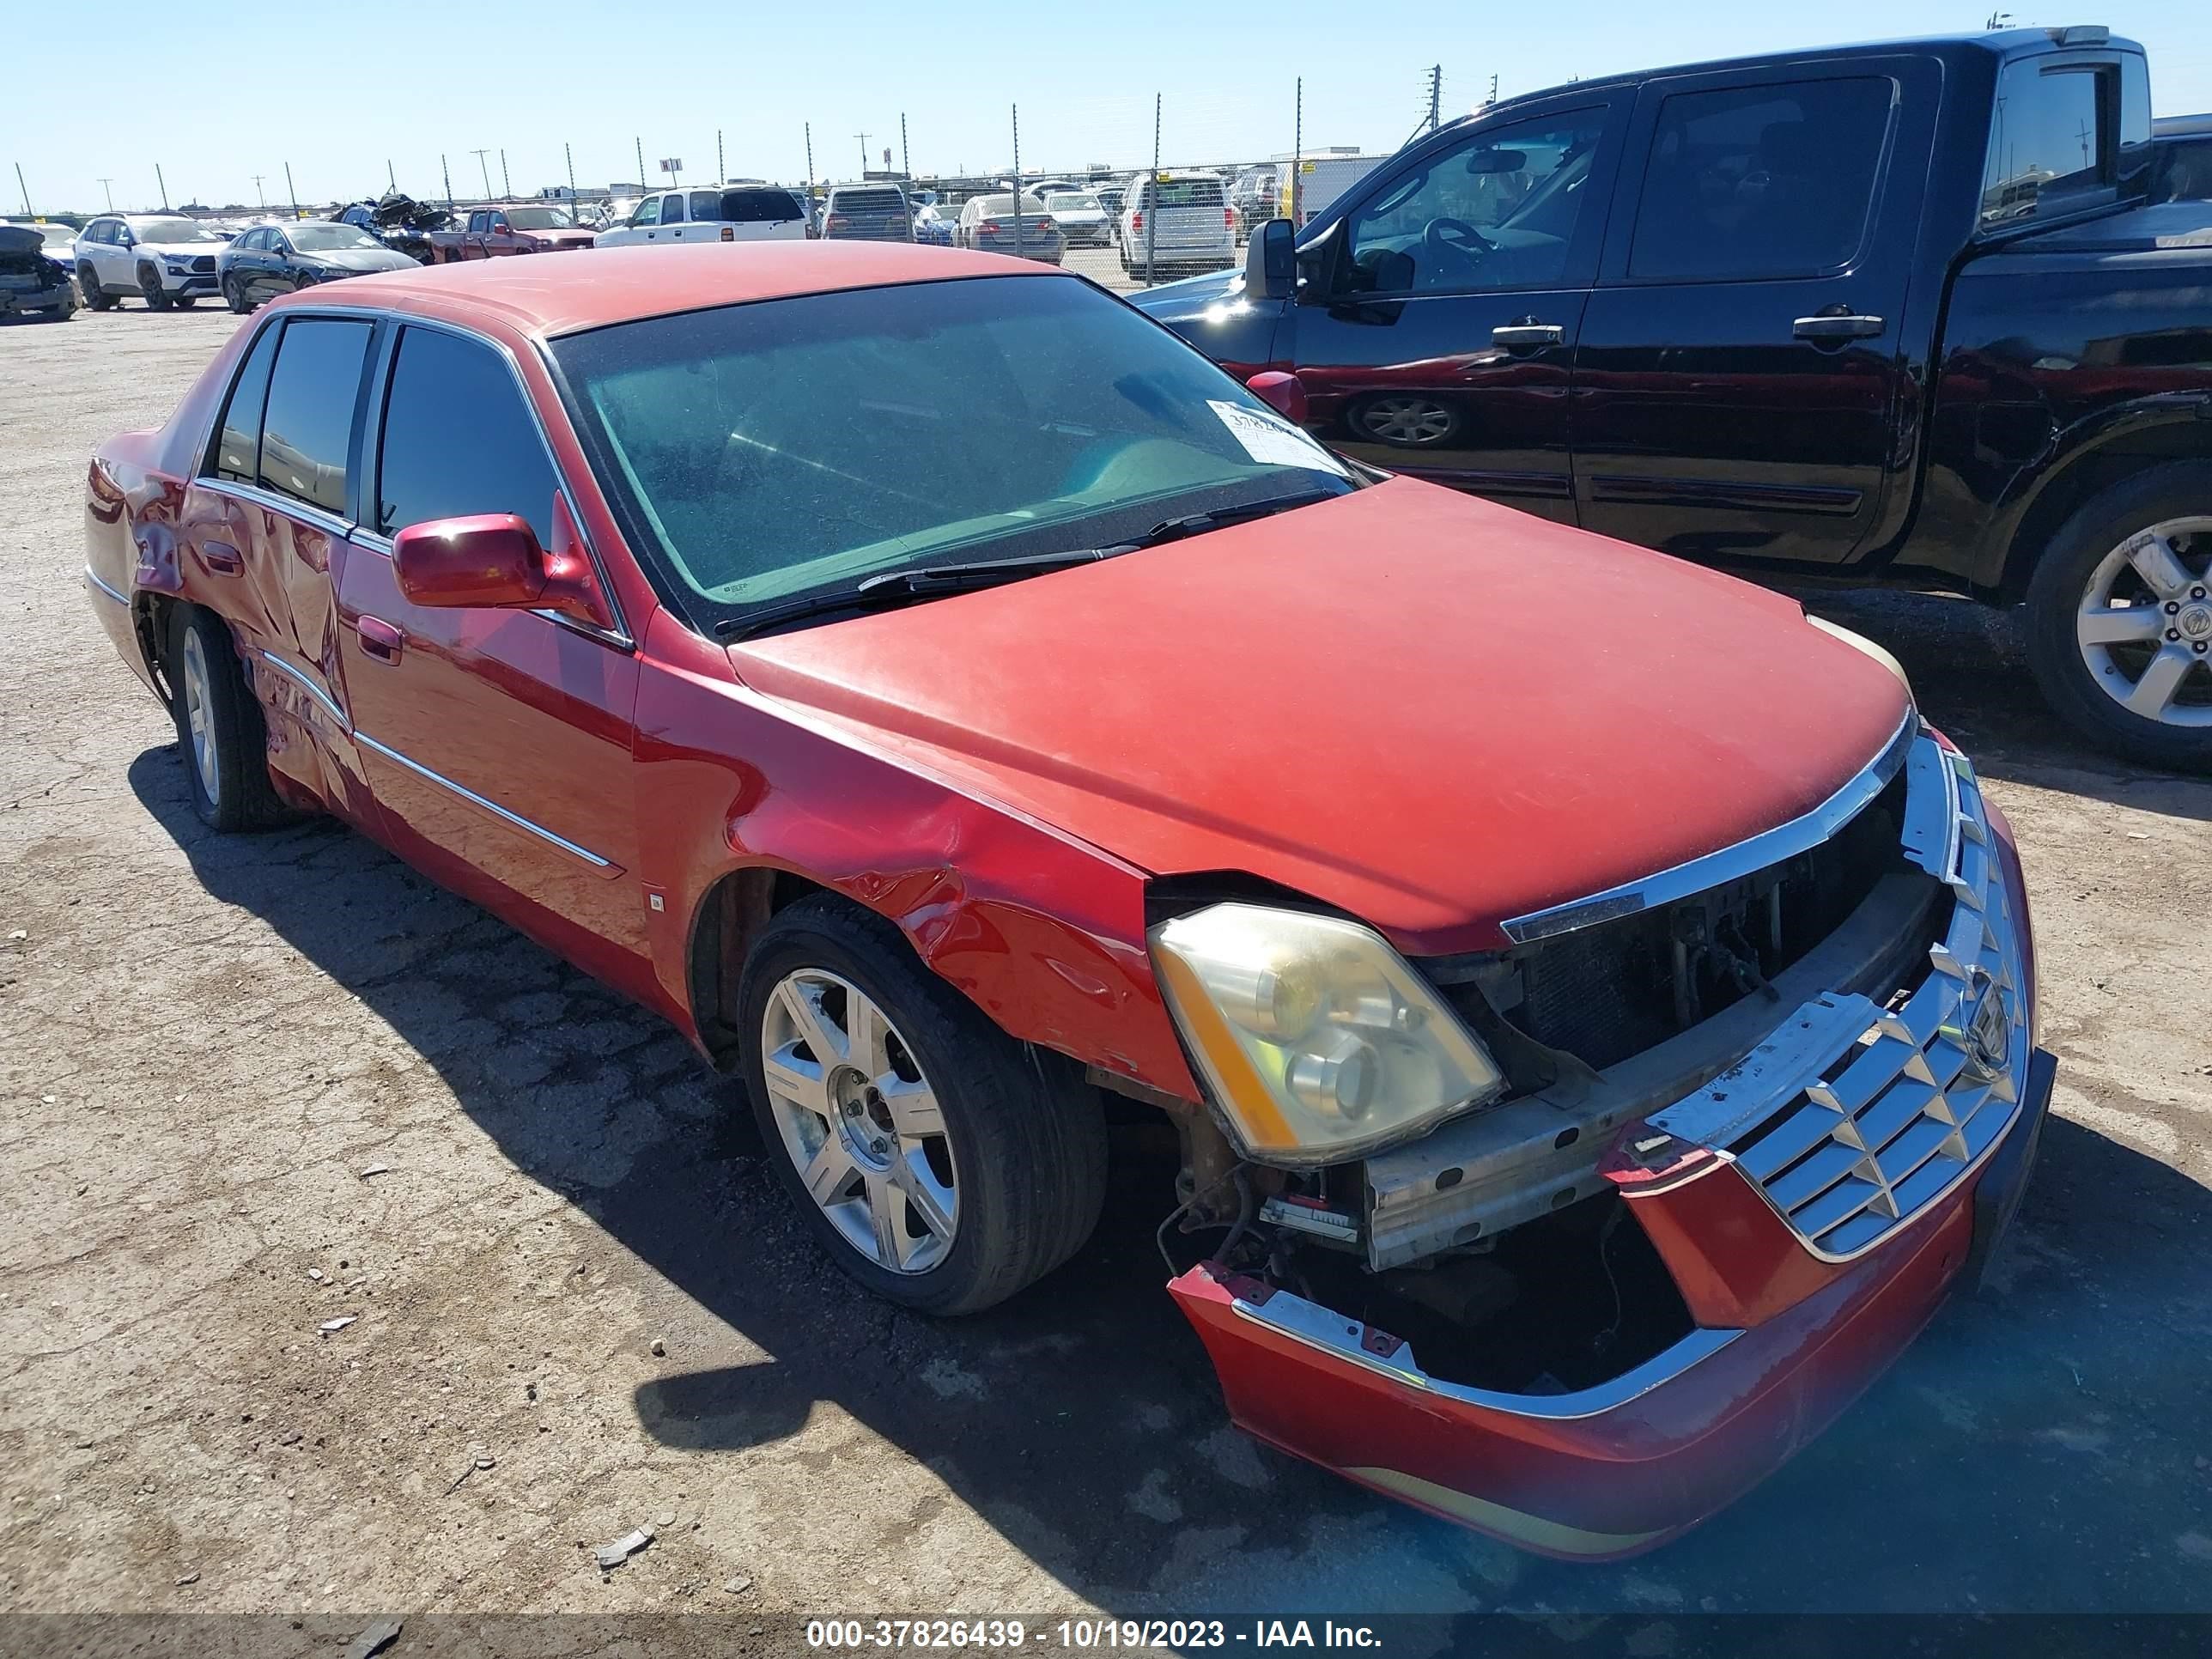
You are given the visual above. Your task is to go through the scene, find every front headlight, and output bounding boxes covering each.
[164,258,191,275]
[1149,902,1505,1164]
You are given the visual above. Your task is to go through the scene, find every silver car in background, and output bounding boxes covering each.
[953,193,1065,263]
[820,184,915,242]
[1042,190,1110,246]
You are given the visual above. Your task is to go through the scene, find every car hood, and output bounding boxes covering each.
[0,226,46,255]
[138,240,225,258]
[730,479,1912,956]
[305,246,417,272]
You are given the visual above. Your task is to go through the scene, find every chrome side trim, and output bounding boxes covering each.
[84,566,130,606]
[1230,1288,1742,1420]
[1501,707,1918,944]
[193,475,356,543]
[353,732,612,869]
[254,650,347,726]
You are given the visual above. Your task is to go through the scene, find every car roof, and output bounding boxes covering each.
[290,240,1053,338]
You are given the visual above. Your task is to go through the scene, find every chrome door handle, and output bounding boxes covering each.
[1793,313,1885,341]
[356,616,404,664]
[1492,321,1565,347]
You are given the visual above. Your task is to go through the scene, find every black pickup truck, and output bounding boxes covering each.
[1139,27,2212,769]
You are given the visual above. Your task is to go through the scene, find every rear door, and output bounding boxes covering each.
[1279,95,1626,521]
[179,312,380,816]
[717,186,811,242]
[1571,57,1939,564]
[1131,173,1229,263]
[334,321,647,981]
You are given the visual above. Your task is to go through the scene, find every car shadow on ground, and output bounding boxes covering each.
[125,608,2212,1614]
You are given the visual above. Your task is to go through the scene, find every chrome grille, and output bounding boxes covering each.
[1653,735,2027,1261]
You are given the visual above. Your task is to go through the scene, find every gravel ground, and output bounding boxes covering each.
[1,301,2208,1631]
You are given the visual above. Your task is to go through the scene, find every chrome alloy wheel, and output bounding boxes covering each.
[759,969,958,1274]
[1355,396,1455,446]
[2075,517,2212,727]
[179,623,222,808]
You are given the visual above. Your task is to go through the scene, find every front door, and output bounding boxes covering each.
[1571,57,1940,565]
[1280,97,1626,523]
[334,320,649,985]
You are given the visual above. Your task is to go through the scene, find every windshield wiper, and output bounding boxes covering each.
[1138,488,1341,547]
[714,548,1124,641]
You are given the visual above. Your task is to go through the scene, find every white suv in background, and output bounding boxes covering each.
[1116,171,1235,276]
[595,184,811,248]
[72,215,229,311]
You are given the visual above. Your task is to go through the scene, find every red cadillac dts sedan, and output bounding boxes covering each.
[83,241,2053,1558]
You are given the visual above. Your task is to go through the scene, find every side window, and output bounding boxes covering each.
[690,190,721,222]
[629,195,660,228]
[258,319,374,516]
[375,327,556,545]
[661,193,686,225]
[1982,58,2116,228]
[211,320,283,483]
[489,213,510,234]
[1628,77,1893,281]
[468,211,489,234]
[1344,111,1608,295]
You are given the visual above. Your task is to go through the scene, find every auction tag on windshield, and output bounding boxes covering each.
[1208,399,1348,476]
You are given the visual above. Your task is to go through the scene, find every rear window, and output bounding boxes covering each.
[1981,56,2121,229]
[1140,179,1226,208]
[832,190,906,211]
[718,188,804,222]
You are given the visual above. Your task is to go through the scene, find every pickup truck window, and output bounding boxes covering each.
[1629,78,1892,283]
[630,197,660,228]
[1343,112,1606,295]
[468,211,490,234]
[1980,58,2115,229]
[662,195,687,225]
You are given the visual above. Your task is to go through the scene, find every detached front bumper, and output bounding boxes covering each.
[0,281,76,316]
[1170,732,2053,1558]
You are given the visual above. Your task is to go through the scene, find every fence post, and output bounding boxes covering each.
[441,155,454,213]
[635,137,647,194]
[566,143,576,210]
[805,122,815,221]
[1291,77,1304,229]
[1145,93,1160,286]
[717,129,726,184]
[1012,105,1023,257]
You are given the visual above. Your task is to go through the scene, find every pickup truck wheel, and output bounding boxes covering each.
[164,605,295,831]
[138,265,172,311]
[2027,465,2212,773]
[739,895,1108,1316]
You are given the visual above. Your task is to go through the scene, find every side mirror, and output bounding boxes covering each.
[392,507,617,629]
[394,514,548,610]
[1244,371,1309,426]
[1244,216,1295,302]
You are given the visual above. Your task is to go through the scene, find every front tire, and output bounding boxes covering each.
[138,265,172,311]
[223,275,252,313]
[738,895,1107,1316]
[2025,463,2212,774]
[164,605,295,831]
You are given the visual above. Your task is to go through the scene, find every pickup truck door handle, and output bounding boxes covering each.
[1492,320,1565,347]
[1793,313,1886,341]
[199,539,244,576]
[356,616,404,664]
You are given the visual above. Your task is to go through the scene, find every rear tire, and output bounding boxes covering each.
[738,894,1108,1316]
[2024,462,2212,774]
[80,266,116,311]
[163,605,296,831]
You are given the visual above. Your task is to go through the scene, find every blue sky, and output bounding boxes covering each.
[11,3,2211,214]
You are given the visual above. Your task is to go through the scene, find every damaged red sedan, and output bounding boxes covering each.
[82,242,2053,1558]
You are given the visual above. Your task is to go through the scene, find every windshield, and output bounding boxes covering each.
[503,206,574,230]
[288,224,385,252]
[553,275,1352,622]
[133,218,224,244]
[1047,193,1101,213]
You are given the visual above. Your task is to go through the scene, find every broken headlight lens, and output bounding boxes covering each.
[1148,902,1506,1164]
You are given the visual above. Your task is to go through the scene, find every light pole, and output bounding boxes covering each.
[155,163,169,210]
[500,149,511,198]
[855,131,870,174]
[471,149,494,200]
[98,177,114,210]
[284,162,298,220]
[251,173,265,209]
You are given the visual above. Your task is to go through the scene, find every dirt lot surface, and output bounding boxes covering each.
[2,302,2209,1633]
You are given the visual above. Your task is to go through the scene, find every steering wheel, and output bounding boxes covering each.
[1424,216,1496,266]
